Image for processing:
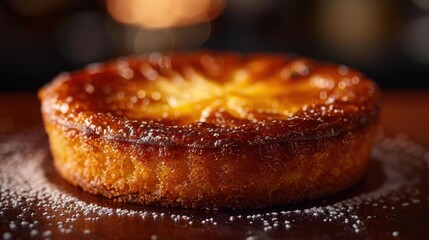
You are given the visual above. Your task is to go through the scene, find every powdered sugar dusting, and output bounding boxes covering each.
[1,129,429,239]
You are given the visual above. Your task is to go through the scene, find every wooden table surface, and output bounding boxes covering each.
[1,90,429,240]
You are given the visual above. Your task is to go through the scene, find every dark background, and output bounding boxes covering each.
[1,0,429,92]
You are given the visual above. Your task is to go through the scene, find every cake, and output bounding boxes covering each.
[39,51,381,209]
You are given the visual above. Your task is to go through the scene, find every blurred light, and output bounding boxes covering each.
[106,17,211,54]
[405,16,429,63]
[56,13,111,64]
[317,0,388,62]
[132,28,176,53]
[6,0,69,16]
[171,22,212,49]
[106,0,224,29]
[413,0,429,11]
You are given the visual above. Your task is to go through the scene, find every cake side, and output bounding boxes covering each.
[43,116,377,209]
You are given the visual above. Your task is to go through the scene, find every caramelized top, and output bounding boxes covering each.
[39,52,381,148]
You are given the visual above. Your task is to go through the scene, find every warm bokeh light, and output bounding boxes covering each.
[317,0,390,62]
[132,28,175,53]
[106,0,225,29]
[2,0,429,90]
[413,0,429,11]
[105,17,212,54]
[405,16,429,63]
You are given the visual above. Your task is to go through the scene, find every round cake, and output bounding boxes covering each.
[39,52,381,209]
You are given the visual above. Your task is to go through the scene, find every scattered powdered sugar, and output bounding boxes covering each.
[1,129,429,239]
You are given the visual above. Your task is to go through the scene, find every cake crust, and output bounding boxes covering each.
[39,51,381,209]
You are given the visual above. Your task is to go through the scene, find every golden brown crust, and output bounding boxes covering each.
[39,51,381,209]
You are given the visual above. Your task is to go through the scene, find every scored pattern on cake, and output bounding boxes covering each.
[134,69,322,122]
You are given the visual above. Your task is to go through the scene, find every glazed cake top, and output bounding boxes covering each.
[39,52,380,148]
